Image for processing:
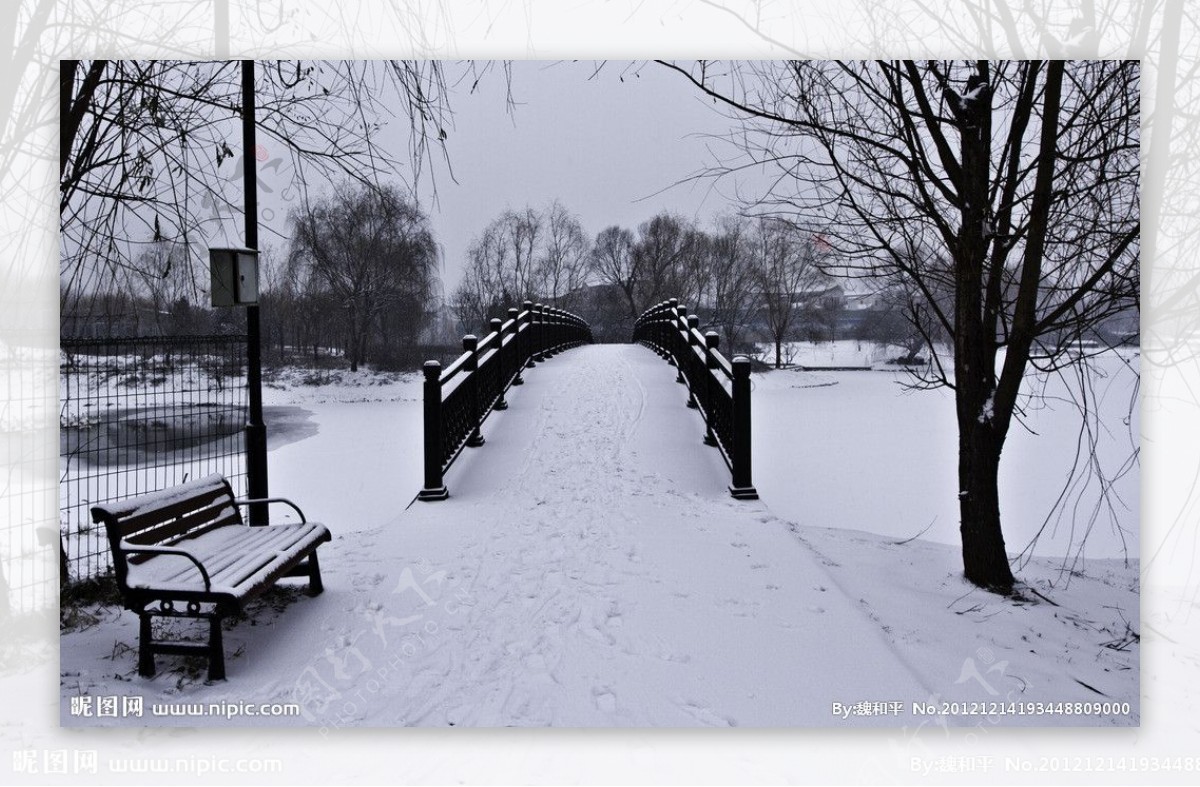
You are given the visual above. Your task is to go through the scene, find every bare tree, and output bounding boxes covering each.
[660,60,1140,592]
[451,202,592,333]
[288,182,438,371]
[591,225,639,318]
[538,201,591,308]
[632,212,704,310]
[701,216,758,352]
[451,207,543,332]
[751,218,829,369]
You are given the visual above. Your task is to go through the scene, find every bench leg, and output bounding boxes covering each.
[208,617,226,682]
[138,613,156,678]
[306,550,325,596]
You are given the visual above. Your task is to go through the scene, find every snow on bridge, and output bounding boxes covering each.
[384,343,929,725]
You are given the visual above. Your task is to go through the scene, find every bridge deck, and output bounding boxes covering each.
[382,343,928,725]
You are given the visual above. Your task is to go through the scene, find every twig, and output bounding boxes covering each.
[892,516,937,546]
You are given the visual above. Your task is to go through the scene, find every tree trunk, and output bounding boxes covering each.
[774,337,782,369]
[957,419,1014,592]
[951,61,1014,594]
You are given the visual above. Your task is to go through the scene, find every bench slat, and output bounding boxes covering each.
[125,502,241,546]
[125,522,330,596]
[112,485,235,538]
[95,474,230,518]
[150,525,302,586]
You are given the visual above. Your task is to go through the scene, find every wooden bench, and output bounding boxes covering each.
[91,474,331,681]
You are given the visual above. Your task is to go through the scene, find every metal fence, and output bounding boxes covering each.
[59,335,249,583]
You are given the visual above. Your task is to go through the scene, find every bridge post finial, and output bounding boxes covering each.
[418,360,449,501]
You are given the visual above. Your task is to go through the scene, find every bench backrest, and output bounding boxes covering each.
[91,474,243,586]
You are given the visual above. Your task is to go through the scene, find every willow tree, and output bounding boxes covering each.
[660,60,1140,592]
[288,182,438,371]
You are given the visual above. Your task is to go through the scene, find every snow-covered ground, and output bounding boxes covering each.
[753,351,1140,562]
[59,344,1138,727]
[752,339,917,369]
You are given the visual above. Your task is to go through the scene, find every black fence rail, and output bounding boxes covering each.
[419,302,592,500]
[633,299,758,500]
[59,334,249,582]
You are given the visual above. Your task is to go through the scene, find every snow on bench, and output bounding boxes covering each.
[91,474,331,681]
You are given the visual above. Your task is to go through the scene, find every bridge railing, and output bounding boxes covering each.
[632,298,758,500]
[419,301,593,500]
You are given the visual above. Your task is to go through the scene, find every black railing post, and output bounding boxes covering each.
[542,307,555,358]
[464,334,486,447]
[685,314,700,408]
[509,308,525,385]
[675,305,689,384]
[418,361,449,501]
[703,331,719,447]
[523,301,536,368]
[535,304,549,362]
[548,308,560,356]
[729,355,758,500]
[665,299,679,367]
[491,318,508,411]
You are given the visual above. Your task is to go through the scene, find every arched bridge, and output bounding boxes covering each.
[418,299,757,502]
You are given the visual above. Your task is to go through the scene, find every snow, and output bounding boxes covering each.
[59,344,1138,727]
[98,473,229,519]
[752,350,1139,561]
[752,340,913,369]
[123,521,330,595]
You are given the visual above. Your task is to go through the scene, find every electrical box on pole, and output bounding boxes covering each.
[209,247,260,307]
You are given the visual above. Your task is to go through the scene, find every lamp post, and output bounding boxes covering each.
[240,60,268,525]
[208,62,266,524]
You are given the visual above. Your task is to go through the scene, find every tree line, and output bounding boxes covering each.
[450,201,928,364]
[64,179,938,372]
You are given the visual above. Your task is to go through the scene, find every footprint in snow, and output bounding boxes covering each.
[593,690,617,713]
[680,702,736,727]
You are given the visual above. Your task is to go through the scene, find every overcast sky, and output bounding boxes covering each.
[252,60,765,298]
[425,61,754,289]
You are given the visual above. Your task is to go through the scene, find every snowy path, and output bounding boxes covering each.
[315,344,932,726]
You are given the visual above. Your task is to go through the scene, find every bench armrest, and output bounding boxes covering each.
[233,497,307,524]
[119,543,213,592]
